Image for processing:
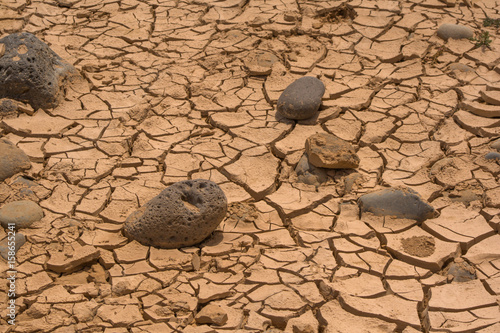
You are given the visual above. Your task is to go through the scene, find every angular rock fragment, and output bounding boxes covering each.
[358,187,436,222]
[0,138,31,181]
[277,76,325,120]
[0,32,80,109]
[305,133,360,169]
[124,179,227,248]
[0,200,43,229]
[437,24,473,40]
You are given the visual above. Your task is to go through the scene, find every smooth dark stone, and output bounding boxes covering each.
[358,187,436,222]
[277,76,325,120]
[124,179,227,249]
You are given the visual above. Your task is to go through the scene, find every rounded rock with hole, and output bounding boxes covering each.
[123,179,227,249]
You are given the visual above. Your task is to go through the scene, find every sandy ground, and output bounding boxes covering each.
[1,0,500,332]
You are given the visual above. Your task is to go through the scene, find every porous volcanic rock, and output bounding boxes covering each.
[0,138,31,181]
[124,179,227,248]
[0,32,78,109]
[305,133,360,169]
[0,200,44,229]
[277,76,325,120]
[358,187,436,222]
[437,23,473,40]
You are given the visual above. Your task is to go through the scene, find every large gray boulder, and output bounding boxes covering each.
[124,179,227,248]
[0,139,31,181]
[0,32,78,109]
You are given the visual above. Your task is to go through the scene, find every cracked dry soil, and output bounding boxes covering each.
[1,0,500,332]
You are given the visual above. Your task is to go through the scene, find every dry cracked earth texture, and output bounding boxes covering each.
[1,0,500,332]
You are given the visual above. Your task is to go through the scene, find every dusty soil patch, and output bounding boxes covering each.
[401,236,436,257]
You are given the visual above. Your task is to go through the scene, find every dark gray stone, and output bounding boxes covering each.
[0,200,44,229]
[124,179,227,248]
[295,153,328,187]
[491,139,500,151]
[358,187,436,222]
[0,32,78,109]
[485,152,500,160]
[277,76,325,120]
[0,232,26,261]
[437,23,473,41]
[0,138,31,181]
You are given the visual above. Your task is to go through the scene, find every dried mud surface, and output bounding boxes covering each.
[1,0,500,332]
